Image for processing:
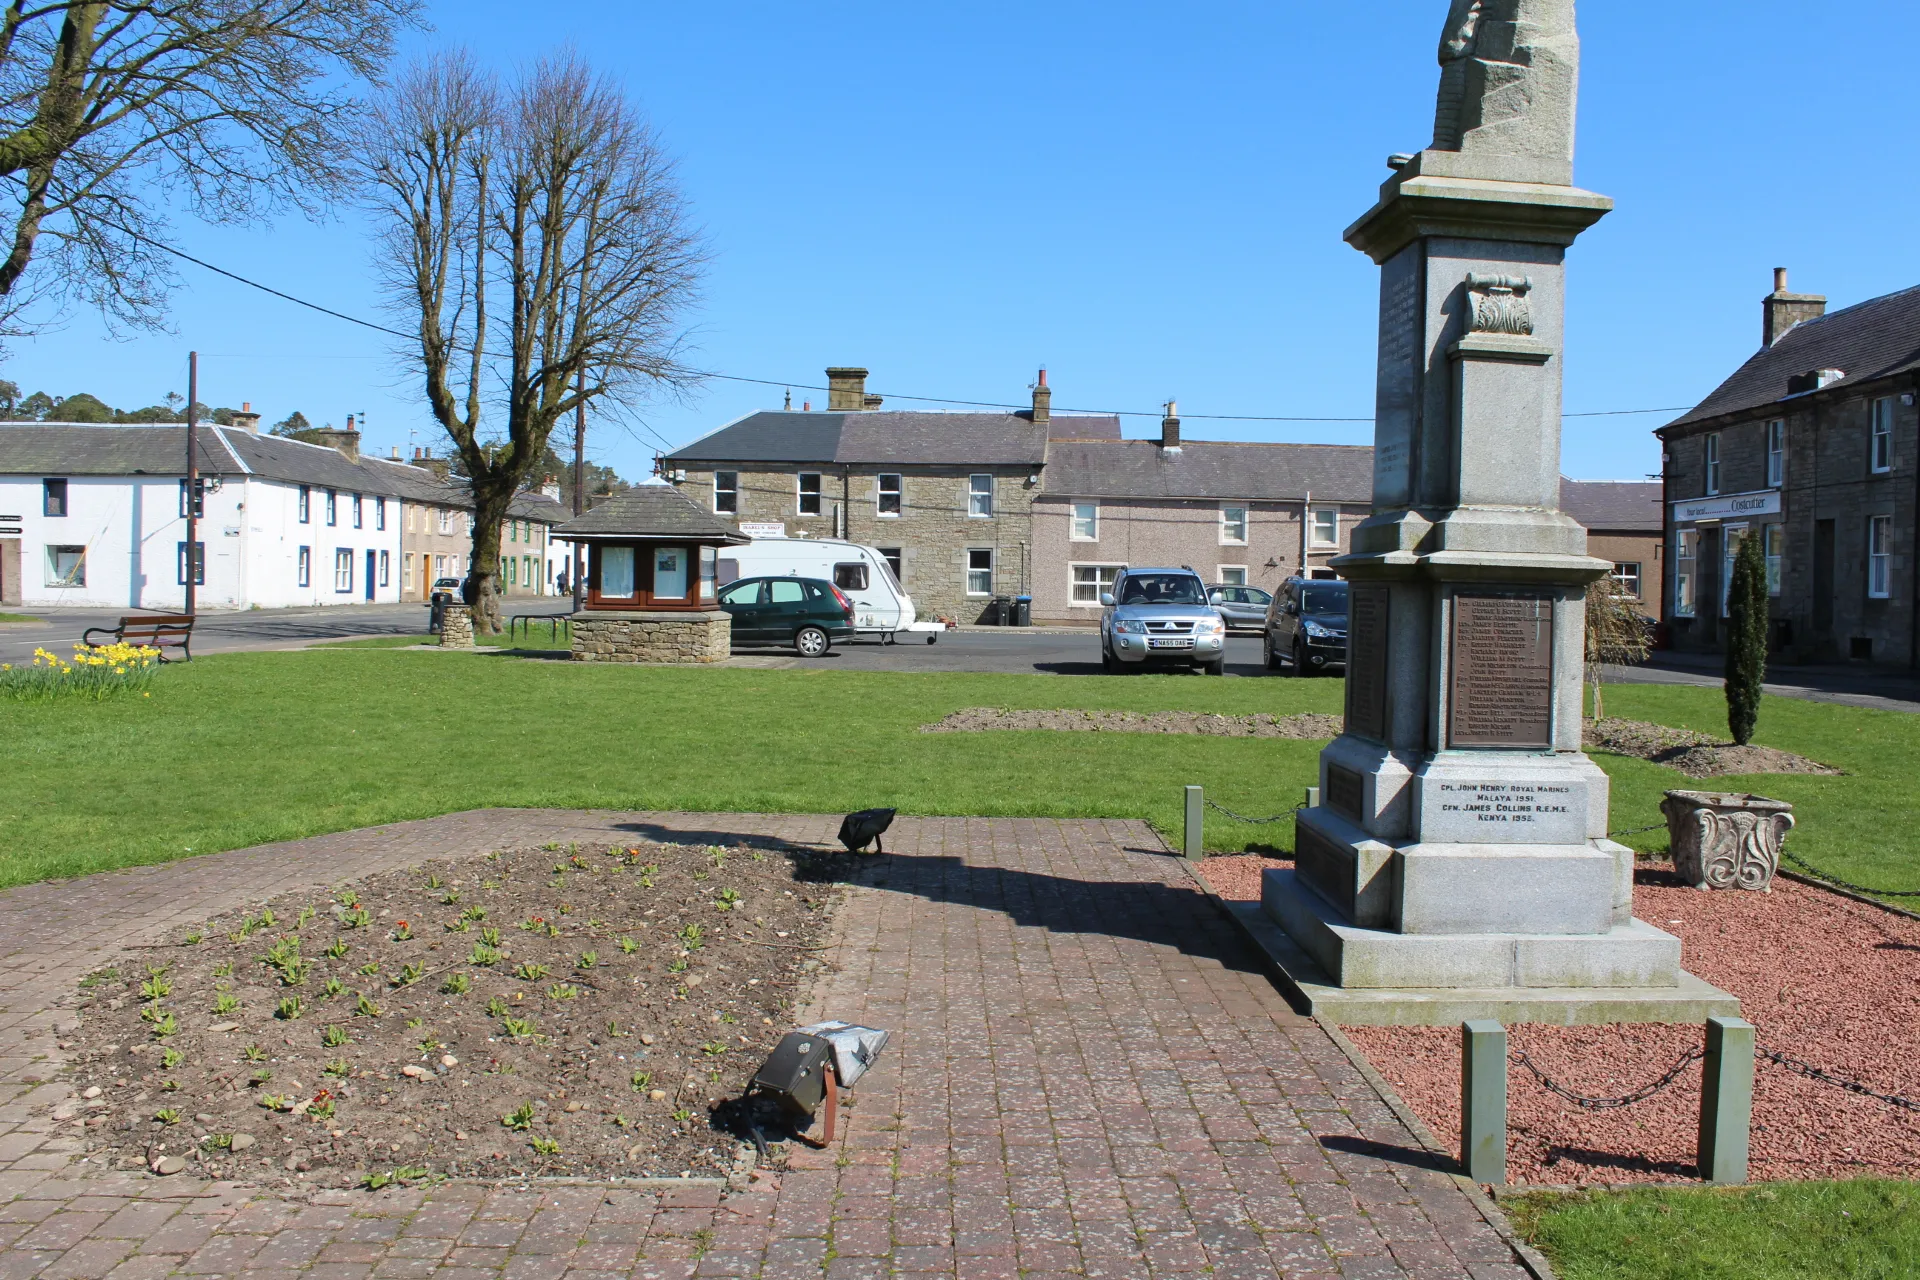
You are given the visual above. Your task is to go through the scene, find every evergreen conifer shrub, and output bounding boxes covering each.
[1724,530,1769,745]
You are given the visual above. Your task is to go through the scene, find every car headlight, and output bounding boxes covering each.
[1303,620,1333,639]
[1193,617,1225,635]
[1112,619,1147,634]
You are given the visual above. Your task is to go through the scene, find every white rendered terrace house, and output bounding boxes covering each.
[0,421,430,611]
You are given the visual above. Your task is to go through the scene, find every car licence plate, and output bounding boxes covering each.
[1147,638,1193,650]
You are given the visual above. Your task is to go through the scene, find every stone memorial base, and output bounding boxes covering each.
[438,604,475,649]
[570,610,731,664]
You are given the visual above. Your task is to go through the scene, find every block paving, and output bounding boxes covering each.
[0,810,1535,1277]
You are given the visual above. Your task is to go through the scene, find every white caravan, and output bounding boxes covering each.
[716,537,941,643]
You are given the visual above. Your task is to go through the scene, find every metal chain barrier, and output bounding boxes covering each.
[1777,844,1920,898]
[1204,799,1303,825]
[1606,821,1667,839]
[1758,1046,1920,1113]
[1509,1046,1704,1110]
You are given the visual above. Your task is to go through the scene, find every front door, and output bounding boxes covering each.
[365,550,376,601]
[1813,519,1836,635]
[0,539,18,607]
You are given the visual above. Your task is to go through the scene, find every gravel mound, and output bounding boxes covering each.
[923,707,1346,738]
[1583,717,1838,778]
[64,840,852,1186]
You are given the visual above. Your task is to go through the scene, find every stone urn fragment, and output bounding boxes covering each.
[1659,790,1794,891]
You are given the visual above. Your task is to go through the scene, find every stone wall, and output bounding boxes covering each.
[678,465,1039,624]
[1662,381,1915,665]
[571,610,731,664]
[439,603,474,648]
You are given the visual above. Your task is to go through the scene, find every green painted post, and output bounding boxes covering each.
[1184,786,1204,861]
[1698,1015,1754,1184]
[1304,785,1321,809]
[1460,1020,1507,1185]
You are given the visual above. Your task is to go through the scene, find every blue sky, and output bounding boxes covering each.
[10,2,1920,483]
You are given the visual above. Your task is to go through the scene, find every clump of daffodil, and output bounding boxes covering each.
[1,642,164,702]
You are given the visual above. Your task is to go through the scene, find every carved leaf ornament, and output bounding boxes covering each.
[1466,273,1534,335]
[1660,791,1795,891]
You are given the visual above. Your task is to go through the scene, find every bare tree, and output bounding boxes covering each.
[359,50,702,632]
[0,0,423,341]
[1583,576,1651,722]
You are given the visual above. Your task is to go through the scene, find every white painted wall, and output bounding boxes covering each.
[0,473,403,611]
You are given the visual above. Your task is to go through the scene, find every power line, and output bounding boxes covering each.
[140,234,1693,430]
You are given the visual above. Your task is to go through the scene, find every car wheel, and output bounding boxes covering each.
[795,626,830,657]
[1101,640,1117,672]
[1204,657,1225,676]
[1264,635,1282,672]
[1294,640,1312,676]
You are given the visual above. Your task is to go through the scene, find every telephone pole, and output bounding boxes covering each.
[184,351,199,616]
[571,366,586,611]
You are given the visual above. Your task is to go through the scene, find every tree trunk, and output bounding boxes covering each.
[466,485,511,635]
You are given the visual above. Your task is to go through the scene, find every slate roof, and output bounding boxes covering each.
[1665,283,1920,431]
[665,410,1050,467]
[1559,478,1661,533]
[1048,414,1121,440]
[1040,439,1375,503]
[552,483,747,543]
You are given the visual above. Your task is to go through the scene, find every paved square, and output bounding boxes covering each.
[0,812,1533,1277]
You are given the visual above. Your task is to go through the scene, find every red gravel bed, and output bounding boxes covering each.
[1199,854,1920,1184]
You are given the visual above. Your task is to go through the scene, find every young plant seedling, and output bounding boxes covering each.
[715,889,741,912]
[153,1108,181,1125]
[308,1094,336,1121]
[514,962,550,982]
[667,958,689,975]
[701,1041,726,1057]
[630,1070,653,1090]
[321,1025,350,1048]
[485,996,510,1017]
[248,1067,272,1086]
[322,1058,350,1077]
[355,994,380,1018]
[637,865,657,888]
[441,973,472,995]
[502,1016,537,1039]
[358,962,381,977]
[275,996,305,1020]
[391,921,414,942]
[502,1102,535,1130]
[546,983,580,1001]
[618,937,637,955]
[404,1016,423,1029]
[149,1012,178,1039]
[242,1043,267,1063]
[336,890,359,909]
[212,960,233,978]
[184,930,204,944]
[139,971,172,1002]
[391,963,424,987]
[530,1136,560,1156]
[161,1047,185,1069]
[203,1133,234,1151]
[462,905,486,921]
[468,944,501,967]
[577,951,598,970]
[426,874,443,890]
[296,905,316,929]
[446,918,471,933]
[213,992,240,1016]
[322,978,345,999]
[479,926,502,946]
[324,938,349,960]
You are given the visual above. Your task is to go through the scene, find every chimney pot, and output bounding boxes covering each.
[1031,367,1051,427]
[1763,268,1827,348]
[1159,400,1181,450]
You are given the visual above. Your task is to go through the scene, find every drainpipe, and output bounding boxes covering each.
[1300,490,1312,576]
[841,466,851,540]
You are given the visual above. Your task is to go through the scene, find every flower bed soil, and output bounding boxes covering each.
[63,839,853,1187]
[1199,855,1920,1184]
[923,707,1345,738]
[1583,717,1838,778]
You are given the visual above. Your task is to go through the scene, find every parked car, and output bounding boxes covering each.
[1264,576,1349,675]
[429,576,463,603]
[716,575,856,656]
[718,537,939,643]
[1207,583,1273,631]
[1099,567,1227,675]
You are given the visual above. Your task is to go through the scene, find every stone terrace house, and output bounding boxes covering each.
[1032,411,1372,622]
[1657,270,1920,666]
[1559,478,1662,615]
[662,368,1075,623]
[384,447,567,602]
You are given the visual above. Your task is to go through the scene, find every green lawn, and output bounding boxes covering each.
[0,611,41,623]
[2,651,1914,893]
[1509,1182,1920,1280]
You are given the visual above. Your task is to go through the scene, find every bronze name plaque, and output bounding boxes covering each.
[1325,764,1364,822]
[1345,585,1390,743]
[1448,594,1553,748]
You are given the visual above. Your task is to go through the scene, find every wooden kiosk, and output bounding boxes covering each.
[554,486,748,664]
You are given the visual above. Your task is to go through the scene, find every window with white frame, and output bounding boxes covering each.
[1764,524,1784,596]
[1611,562,1642,598]
[714,471,739,513]
[1673,529,1698,617]
[1720,524,1747,617]
[877,547,904,585]
[1220,504,1248,544]
[45,545,85,586]
[351,493,363,529]
[377,496,388,530]
[1704,433,1721,495]
[178,478,204,519]
[965,547,993,595]
[325,489,338,526]
[42,478,66,517]
[437,507,452,534]
[334,548,353,593]
[298,485,310,524]
[876,473,902,516]
[379,550,390,587]
[1871,397,1894,473]
[1310,508,1338,547]
[797,472,822,516]
[1070,502,1098,541]
[176,541,205,586]
[968,474,993,518]
[1869,515,1892,598]
[465,512,475,534]
[298,546,311,588]
[1070,563,1121,605]
[1766,420,1786,487]
[1218,566,1248,587]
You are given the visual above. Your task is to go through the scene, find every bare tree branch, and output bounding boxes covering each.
[359,49,705,633]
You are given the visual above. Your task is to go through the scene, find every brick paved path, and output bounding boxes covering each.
[0,812,1533,1278]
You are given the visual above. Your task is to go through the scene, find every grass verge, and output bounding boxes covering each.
[1507,1181,1920,1280]
[2,651,1911,893]
[0,611,41,623]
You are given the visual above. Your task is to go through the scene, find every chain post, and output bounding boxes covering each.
[1304,785,1321,809]
[1699,1015,1754,1185]
[1183,786,1204,861]
[1460,1020,1507,1185]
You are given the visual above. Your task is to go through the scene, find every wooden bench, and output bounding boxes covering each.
[82,613,196,662]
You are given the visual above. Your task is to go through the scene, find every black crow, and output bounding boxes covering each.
[838,808,896,854]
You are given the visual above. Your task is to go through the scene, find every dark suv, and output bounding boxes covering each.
[1264,577,1349,676]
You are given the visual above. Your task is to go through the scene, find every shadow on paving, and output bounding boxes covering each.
[1318,1133,1461,1175]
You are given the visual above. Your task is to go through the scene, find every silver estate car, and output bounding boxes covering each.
[1099,567,1227,675]
[1207,584,1273,631]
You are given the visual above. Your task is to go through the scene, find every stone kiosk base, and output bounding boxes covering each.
[570,610,731,664]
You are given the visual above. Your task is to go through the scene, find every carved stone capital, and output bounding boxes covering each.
[1466,272,1534,335]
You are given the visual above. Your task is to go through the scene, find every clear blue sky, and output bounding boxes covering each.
[10,1,1919,483]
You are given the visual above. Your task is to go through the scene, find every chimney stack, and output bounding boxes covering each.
[826,366,883,411]
[1763,267,1827,348]
[1159,399,1181,450]
[229,400,262,434]
[1031,368,1051,426]
[313,420,361,460]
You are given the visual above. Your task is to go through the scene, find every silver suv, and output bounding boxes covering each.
[1099,567,1227,675]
